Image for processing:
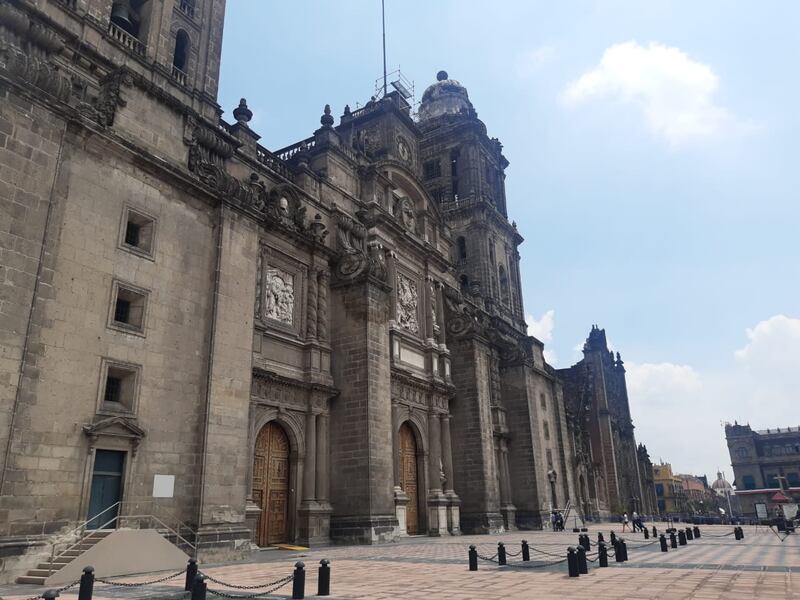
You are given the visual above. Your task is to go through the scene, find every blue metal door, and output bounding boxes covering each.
[87,450,125,529]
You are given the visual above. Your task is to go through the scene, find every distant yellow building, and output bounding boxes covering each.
[653,463,687,514]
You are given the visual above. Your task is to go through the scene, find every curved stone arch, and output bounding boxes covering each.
[378,162,444,227]
[399,409,429,456]
[251,407,306,458]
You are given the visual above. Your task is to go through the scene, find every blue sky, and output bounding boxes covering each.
[219,1,799,481]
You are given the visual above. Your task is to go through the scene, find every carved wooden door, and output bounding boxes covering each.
[253,422,290,546]
[399,423,419,535]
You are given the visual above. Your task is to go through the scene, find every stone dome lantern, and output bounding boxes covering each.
[418,70,475,121]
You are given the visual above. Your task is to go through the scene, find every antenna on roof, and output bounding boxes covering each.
[381,0,388,97]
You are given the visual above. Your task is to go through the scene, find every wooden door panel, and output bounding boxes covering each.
[253,423,290,546]
[399,423,419,535]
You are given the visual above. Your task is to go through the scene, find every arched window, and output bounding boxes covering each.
[499,265,509,304]
[459,275,469,293]
[173,29,190,72]
[457,236,467,260]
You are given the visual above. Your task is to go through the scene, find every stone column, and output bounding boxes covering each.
[424,275,435,341]
[303,411,317,502]
[315,412,329,502]
[501,444,513,504]
[440,414,455,494]
[428,411,442,493]
[387,252,397,322]
[435,282,446,346]
[391,404,401,488]
[316,271,329,341]
[306,268,318,339]
[496,442,508,505]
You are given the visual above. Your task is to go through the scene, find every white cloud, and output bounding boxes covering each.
[527,309,557,365]
[527,309,555,343]
[625,314,800,477]
[517,46,557,77]
[563,41,740,146]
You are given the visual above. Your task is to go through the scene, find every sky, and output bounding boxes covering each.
[218,1,800,482]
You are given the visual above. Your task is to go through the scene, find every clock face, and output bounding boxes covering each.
[397,137,410,161]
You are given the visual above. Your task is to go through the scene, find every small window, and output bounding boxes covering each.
[742,475,756,490]
[543,421,550,441]
[121,207,156,257]
[787,472,800,487]
[540,393,547,410]
[110,282,148,334]
[100,361,139,413]
[546,449,553,467]
[736,446,749,459]
[450,148,459,177]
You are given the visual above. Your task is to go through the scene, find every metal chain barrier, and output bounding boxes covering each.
[21,580,79,600]
[206,575,294,599]
[703,530,736,538]
[504,548,523,557]
[529,546,565,558]
[476,552,499,563]
[95,568,186,587]
[502,556,569,569]
[201,572,294,591]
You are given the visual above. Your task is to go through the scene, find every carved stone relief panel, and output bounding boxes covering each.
[396,273,419,334]
[265,267,295,325]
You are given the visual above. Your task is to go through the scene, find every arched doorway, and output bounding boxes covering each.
[252,422,290,546]
[399,422,420,535]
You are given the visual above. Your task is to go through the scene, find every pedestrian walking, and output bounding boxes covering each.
[632,511,640,532]
[621,512,630,532]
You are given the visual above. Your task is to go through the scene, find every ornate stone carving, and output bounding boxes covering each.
[306,268,318,338]
[397,197,417,233]
[331,210,387,285]
[317,270,329,341]
[396,273,419,334]
[265,268,294,325]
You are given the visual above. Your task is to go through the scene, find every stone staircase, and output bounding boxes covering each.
[16,529,113,585]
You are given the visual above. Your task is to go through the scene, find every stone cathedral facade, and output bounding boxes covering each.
[0,0,655,577]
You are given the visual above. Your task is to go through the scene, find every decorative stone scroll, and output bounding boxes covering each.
[265,268,294,325]
[396,273,419,334]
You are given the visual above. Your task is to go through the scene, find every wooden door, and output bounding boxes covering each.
[252,422,290,546]
[87,450,125,529]
[399,423,419,535]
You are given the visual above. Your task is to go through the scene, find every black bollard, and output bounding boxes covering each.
[498,542,507,566]
[670,531,677,548]
[597,532,605,544]
[738,526,745,540]
[468,545,478,571]
[599,541,608,567]
[620,539,628,562]
[577,534,584,549]
[577,545,588,574]
[42,591,59,600]
[292,561,305,600]
[521,540,530,562]
[78,566,95,600]
[581,534,591,552]
[660,534,668,552]
[652,526,657,537]
[615,539,625,563]
[734,527,740,540]
[318,559,330,596]
[693,526,701,539]
[678,530,687,546]
[185,558,198,592]
[686,527,694,541]
[610,531,617,545]
[567,546,579,577]
[644,527,650,539]
[191,575,207,600]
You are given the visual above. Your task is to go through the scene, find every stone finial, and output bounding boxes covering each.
[320,104,334,128]
[233,98,252,125]
[343,104,351,116]
[437,70,449,81]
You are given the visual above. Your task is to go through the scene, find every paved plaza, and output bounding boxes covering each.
[0,525,797,600]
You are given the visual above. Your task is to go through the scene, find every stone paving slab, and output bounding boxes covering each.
[0,525,797,599]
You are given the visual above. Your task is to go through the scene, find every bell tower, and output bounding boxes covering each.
[81,0,227,108]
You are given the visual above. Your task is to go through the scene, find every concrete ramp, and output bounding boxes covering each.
[47,529,189,585]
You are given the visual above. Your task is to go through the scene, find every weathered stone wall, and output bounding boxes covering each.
[0,84,67,524]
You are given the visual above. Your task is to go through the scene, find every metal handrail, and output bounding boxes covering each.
[45,502,198,576]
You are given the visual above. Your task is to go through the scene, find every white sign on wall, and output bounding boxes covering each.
[153,474,175,498]
[755,502,768,520]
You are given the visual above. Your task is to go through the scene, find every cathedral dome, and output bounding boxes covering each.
[418,70,475,121]
[711,472,733,495]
